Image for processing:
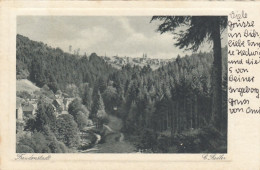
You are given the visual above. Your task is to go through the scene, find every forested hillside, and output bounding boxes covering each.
[115,49,227,132]
[17,34,117,93]
[16,34,227,153]
[109,49,227,152]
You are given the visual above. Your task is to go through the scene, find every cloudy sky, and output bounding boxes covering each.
[17,16,226,59]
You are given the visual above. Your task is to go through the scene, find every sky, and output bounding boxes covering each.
[17,16,227,59]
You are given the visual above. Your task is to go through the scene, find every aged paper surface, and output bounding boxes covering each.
[0,1,260,170]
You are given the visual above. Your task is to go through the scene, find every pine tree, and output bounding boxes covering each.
[82,85,92,110]
[91,90,105,118]
[33,100,56,132]
[151,16,227,130]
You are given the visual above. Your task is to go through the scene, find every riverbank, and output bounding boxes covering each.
[84,114,136,153]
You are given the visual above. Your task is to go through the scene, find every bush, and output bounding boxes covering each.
[58,141,68,153]
[172,126,226,153]
[31,132,51,153]
[132,125,227,153]
[134,129,158,152]
[55,114,80,148]
[24,118,35,131]
[173,133,201,153]
[122,118,137,135]
[78,131,97,150]
[157,135,171,153]
[17,126,69,153]
[74,111,89,130]
[16,121,25,133]
[198,125,227,153]
[17,91,32,100]
[16,144,34,153]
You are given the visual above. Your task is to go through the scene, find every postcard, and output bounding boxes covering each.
[0,1,260,169]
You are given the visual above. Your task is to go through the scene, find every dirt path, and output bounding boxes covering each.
[106,114,123,131]
[87,114,136,153]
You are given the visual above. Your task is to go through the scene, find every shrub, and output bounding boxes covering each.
[172,126,226,153]
[74,111,88,130]
[24,118,36,131]
[17,126,69,153]
[55,114,80,148]
[17,91,31,100]
[16,144,34,153]
[16,121,25,133]
[31,132,50,153]
[135,129,158,152]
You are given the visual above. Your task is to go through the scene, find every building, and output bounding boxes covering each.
[22,103,36,117]
[52,99,65,112]
[50,104,57,112]
[16,102,23,120]
[30,101,38,111]
[63,98,74,111]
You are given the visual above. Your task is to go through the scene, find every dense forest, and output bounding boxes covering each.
[16,34,227,153]
[16,34,117,92]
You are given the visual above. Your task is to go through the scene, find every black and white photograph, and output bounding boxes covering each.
[16,16,227,153]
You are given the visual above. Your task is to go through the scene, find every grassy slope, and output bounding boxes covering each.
[16,79,40,93]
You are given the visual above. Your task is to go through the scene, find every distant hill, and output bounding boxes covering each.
[16,79,40,93]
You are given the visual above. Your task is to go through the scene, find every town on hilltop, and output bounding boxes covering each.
[101,53,175,70]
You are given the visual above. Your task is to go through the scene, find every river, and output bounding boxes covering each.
[83,114,136,153]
